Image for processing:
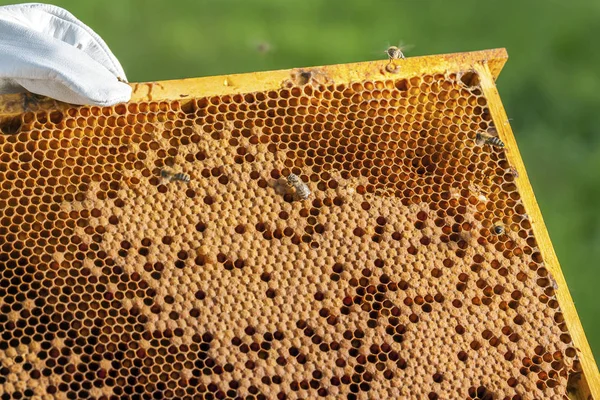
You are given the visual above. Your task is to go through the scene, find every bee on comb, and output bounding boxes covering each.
[491,224,505,235]
[385,45,407,62]
[476,131,505,148]
[287,173,311,200]
[161,169,190,183]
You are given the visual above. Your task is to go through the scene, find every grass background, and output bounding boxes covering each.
[3,0,599,361]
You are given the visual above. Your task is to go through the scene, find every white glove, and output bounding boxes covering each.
[0,3,131,106]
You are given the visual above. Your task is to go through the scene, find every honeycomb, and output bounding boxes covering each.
[0,49,596,399]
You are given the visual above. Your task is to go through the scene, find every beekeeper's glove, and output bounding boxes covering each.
[0,3,131,106]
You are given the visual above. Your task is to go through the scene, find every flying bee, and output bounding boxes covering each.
[287,173,311,200]
[248,38,274,55]
[476,132,505,148]
[491,224,505,235]
[255,41,272,55]
[385,46,407,61]
[161,169,190,183]
[382,43,411,73]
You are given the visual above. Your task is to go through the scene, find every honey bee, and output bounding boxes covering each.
[476,132,505,148]
[383,44,411,73]
[491,224,505,235]
[255,41,272,55]
[287,173,311,200]
[385,46,407,61]
[161,169,190,183]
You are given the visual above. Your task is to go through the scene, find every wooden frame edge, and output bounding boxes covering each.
[475,62,599,399]
[0,48,507,117]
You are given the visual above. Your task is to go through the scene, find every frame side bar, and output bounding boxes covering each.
[475,62,599,399]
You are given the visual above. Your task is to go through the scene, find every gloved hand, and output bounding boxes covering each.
[0,3,131,106]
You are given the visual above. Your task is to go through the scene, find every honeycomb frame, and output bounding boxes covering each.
[0,48,598,399]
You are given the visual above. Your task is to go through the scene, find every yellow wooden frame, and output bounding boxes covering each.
[475,60,599,399]
[0,48,597,398]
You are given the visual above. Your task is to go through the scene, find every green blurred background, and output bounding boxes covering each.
[3,0,599,361]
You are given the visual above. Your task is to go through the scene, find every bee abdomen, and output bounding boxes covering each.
[295,185,311,200]
[487,136,505,148]
[173,173,191,183]
[161,169,190,183]
[476,132,505,148]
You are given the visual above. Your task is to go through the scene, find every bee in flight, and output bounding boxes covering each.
[161,169,190,183]
[287,173,311,200]
[255,41,272,55]
[383,43,411,73]
[386,45,407,61]
[476,132,505,148]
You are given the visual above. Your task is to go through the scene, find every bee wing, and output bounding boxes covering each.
[397,42,415,52]
[371,47,389,57]
[487,125,499,136]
